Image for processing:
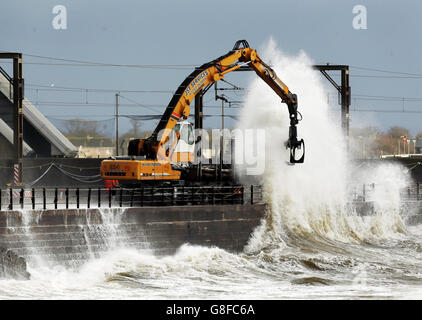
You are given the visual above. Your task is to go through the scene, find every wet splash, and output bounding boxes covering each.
[235,38,411,251]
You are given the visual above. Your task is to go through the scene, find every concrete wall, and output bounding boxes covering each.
[2,199,422,280]
[0,204,266,279]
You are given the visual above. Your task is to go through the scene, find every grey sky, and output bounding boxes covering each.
[1,0,421,135]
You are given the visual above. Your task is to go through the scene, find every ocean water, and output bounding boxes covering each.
[1,39,421,300]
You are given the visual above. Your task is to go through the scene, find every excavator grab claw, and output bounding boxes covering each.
[288,139,305,164]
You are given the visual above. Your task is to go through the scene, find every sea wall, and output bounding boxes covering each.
[0,204,266,279]
[2,200,422,280]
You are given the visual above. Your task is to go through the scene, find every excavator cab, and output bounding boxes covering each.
[169,120,195,164]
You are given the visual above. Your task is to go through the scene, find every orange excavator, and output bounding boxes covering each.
[101,40,304,184]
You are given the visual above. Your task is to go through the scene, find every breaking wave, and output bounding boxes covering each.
[235,38,411,253]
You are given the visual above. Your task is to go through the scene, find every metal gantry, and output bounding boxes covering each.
[0,53,24,185]
[313,64,351,139]
[194,64,351,141]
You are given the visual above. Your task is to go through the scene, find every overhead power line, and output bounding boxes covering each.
[23,82,422,106]
[351,109,422,114]
[0,61,194,69]
[352,93,422,100]
[317,64,422,78]
[329,106,422,114]
[31,100,242,109]
[350,65,422,77]
[26,81,422,103]
[3,52,422,78]
[26,83,175,94]
[351,75,422,79]
[20,61,194,70]
[118,94,158,113]
[328,92,422,102]
[0,50,197,69]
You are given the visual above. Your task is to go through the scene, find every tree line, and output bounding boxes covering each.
[350,126,422,158]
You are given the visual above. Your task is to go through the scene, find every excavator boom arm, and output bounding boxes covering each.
[130,40,304,164]
[243,47,305,163]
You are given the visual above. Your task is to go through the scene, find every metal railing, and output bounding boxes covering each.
[0,185,263,211]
